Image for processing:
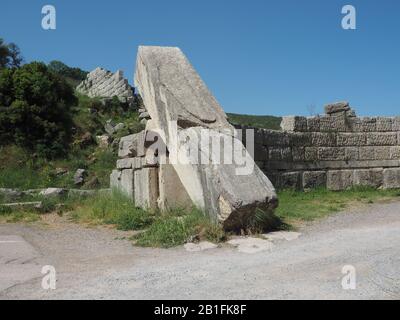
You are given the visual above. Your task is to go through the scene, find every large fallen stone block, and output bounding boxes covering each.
[134,46,277,230]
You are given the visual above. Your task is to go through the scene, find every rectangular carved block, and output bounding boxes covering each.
[337,133,366,146]
[353,169,383,188]
[345,147,359,161]
[390,146,400,160]
[120,169,134,200]
[292,147,305,161]
[360,117,377,132]
[376,117,394,132]
[134,168,159,209]
[366,133,397,146]
[281,116,307,132]
[359,147,375,160]
[311,132,336,147]
[327,170,354,191]
[269,147,283,161]
[373,146,391,160]
[307,117,320,132]
[253,144,269,161]
[277,172,301,190]
[318,147,346,161]
[289,132,312,147]
[319,116,347,132]
[302,171,327,189]
[305,147,318,161]
[383,168,400,189]
[393,117,400,131]
[263,130,290,147]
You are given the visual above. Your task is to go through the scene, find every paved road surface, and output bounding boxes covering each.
[0,201,399,299]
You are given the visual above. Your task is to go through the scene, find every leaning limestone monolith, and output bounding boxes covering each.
[134,46,278,230]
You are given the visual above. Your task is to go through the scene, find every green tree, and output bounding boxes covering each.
[48,60,87,81]
[0,38,9,68]
[0,38,23,69]
[0,62,76,158]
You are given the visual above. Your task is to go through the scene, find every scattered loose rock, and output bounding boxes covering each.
[262,231,302,242]
[39,188,67,198]
[74,169,86,185]
[184,241,218,252]
[227,237,274,254]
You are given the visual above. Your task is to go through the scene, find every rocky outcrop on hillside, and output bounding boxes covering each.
[77,67,135,106]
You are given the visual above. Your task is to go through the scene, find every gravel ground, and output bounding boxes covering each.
[0,201,399,300]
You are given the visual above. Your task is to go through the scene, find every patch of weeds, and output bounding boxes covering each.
[133,208,226,248]
[71,190,154,230]
[276,187,400,223]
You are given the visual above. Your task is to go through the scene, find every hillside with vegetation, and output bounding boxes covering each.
[227,113,282,130]
[0,38,144,190]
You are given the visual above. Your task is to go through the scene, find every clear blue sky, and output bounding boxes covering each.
[1,0,399,116]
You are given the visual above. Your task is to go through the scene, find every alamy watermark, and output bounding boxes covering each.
[41,265,56,290]
[342,5,356,30]
[341,265,356,290]
[41,5,56,30]
[142,121,255,176]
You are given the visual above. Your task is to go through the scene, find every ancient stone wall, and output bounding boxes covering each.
[247,102,400,190]
[77,67,135,105]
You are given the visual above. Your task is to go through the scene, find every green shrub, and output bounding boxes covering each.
[0,62,76,158]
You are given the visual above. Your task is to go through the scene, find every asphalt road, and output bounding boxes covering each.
[0,201,399,300]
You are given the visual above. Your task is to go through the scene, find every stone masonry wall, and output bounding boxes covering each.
[247,102,400,191]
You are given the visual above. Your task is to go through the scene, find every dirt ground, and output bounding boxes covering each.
[1,201,399,300]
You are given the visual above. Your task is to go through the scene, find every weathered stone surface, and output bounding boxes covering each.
[280,116,307,132]
[305,147,318,161]
[289,132,312,146]
[389,146,400,160]
[318,147,346,161]
[376,117,393,132]
[292,147,305,161]
[120,169,134,200]
[324,101,350,115]
[74,169,86,185]
[344,147,359,161]
[77,68,134,105]
[110,170,121,190]
[263,130,290,146]
[383,168,400,189]
[134,46,277,230]
[2,202,43,210]
[337,133,366,146]
[134,168,158,209]
[227,237,274,254]
[327,170,354,191]
[366,132,397,146]
[39,188,67,198]
[312,132,336,147]
[158,164,192,211]
[184,241,218,252]
[302,171,326,189]
[353,169,383,188]
[118,132,145,158]
[96,135,111,149]
[319,116,347,132]
[307,117,320,132]
[262,231,302,242]
[278,172,301,189]
[0,188,23,201]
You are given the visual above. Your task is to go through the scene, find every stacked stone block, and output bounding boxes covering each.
[77,67,135,105]
[247,102,400,190]
[110,130,193,210]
